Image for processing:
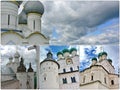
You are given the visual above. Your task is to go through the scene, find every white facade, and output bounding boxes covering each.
[40,48,80,89]
[80,51,119,89]
[1,1,49,45]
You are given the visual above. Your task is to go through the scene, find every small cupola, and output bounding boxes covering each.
[17,57,26,72]
[70,48,77,57]
[62,49,70,58]
[57,52,63,59]
[107,59,112,65]
[91,57,97,66]
[28,63,33,72]
[101,52,107,60]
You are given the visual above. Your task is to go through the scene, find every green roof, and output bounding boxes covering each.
[57,52,63,56]
[107,59,112,62]
[91,57,97,61]
[98,52,102,58]
[62,49,69,53]
[70,48,77,54]
[101,52,107,56]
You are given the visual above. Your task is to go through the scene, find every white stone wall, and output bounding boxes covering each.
[1,2,18,30]
[40,61,59,89]
[80,65,119,89]
[58,55,79,73]
[27,13,42,32]
[59,72,79,89]
[16,72,27,89]
[58,55,79,89]
[27,72,34,89]
[98,60,115,73]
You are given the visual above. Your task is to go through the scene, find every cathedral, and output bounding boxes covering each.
[1,1,49,45]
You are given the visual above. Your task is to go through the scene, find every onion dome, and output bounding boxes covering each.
[19,10,27,24]
[70,48,77,54]
[91,57,97,61]
[24,1,44,15]
[44,51,54,61]
[14,51,20,58]
[108,59,112,64]
[28,63,33,72]
[98,52,102,58]
[62,49,69,53]
[17,57,26,72]
[101,52,107,56]
[9,56,13,60]
[57,52,63,56]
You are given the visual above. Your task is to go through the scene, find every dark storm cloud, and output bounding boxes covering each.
[41,1,119,44]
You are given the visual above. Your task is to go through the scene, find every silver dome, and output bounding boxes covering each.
[24,1,44,15]
[19,10,27,24]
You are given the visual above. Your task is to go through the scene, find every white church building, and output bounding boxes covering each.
[1,1,49,45]
[1,51,34,89]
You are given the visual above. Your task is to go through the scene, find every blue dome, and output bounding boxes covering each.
[24,1,44,15]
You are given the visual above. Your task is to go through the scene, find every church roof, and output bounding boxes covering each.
[17,57,26,72]
[28,63,34,72]
[41,51,60,69]
[70,48,77,54]
[57,52,63,56]
[24,1,44,15]
[62,49,69,53]
[91,57,97,61]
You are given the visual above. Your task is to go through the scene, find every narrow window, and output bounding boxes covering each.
[91,75,93,81]
[63,78,67,84]
[63,69,66,73]
[33,20,35,29]
[111,80,114,85]
[71,77,76,83]
[70,67,73,72]
[104,77,106,84]
[8,14,10,25]
[44,77,46,81]
[77,66,79,70]
[83,76,85,83]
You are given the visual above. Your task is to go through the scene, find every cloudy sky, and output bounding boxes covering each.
[39,0,119,44]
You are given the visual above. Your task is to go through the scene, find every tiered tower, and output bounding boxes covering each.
[40,51,60,89]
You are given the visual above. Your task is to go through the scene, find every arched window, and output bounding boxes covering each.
[71,77,76,83]
[70,67,73,72]
[63,78,67,84]
[63,69,66,73]
[111,80,114,85]
[104,77,106,84]
[91,75,93,81]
